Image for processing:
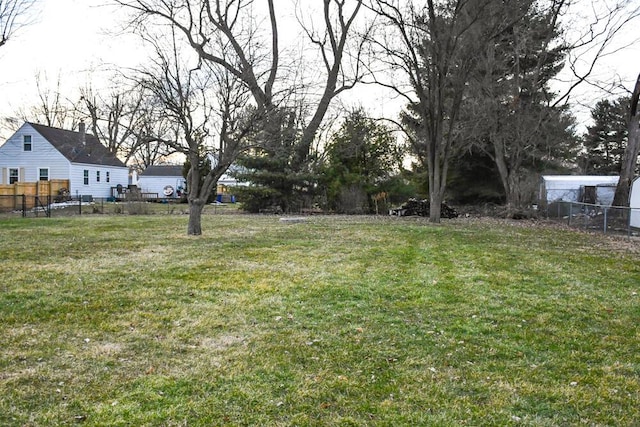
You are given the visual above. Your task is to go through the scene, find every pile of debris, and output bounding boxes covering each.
[390,198,459,218]
[54,187,72,203]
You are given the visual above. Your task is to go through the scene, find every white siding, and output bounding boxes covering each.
[70,163,129,198]
[0,123,70,183]
[137,175,186,198]
[631,177,640,229]
[540,175,620,205]
[0,123,128,198]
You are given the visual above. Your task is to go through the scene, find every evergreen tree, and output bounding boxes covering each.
[466,0,578,211]
[581,97,629,174]
[322,109,405,213]
[233,108,318,213]
[447,148,504,204]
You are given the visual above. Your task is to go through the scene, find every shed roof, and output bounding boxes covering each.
[140,165,184,177]
[28,122,126,168]
[541,175,619,189]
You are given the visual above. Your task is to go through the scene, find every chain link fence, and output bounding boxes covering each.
[544,201,640,238]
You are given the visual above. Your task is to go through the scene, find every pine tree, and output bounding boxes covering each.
[322,109,404,213]
[581,97,629,174]
[466,0,578,212]
[233,108,318,213]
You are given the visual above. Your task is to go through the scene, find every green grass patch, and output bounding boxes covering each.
[0,215,638,426]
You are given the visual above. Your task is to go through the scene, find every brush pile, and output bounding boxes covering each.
[390,198,459,218]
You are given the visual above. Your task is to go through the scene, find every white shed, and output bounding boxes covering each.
[137,165,186,199]
[539,175,620,206]
[630,177,640,228]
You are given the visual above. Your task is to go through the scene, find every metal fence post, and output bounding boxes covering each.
[584,205,588,230]
[568,202,572,226]
[21,195,26,218]
[603,207,608,234]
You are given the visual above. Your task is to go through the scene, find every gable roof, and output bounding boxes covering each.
[27,122,126,168]
[140,165,184,177]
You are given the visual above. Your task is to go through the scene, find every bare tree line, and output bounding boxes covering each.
[0,0,36,48]
[2,0,640,232]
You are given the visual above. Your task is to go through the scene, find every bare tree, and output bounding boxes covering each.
[367,0,499,222]
[16,72,81,130]
[137,33,257,235]
[369,0,640,219]
[612,73,640,206]
[554,0,640,106]
[472,0,640,212]
[115,0,367,176]
[79,83,176,166]
[466,0,576,214]
[128,111,176,169]
[0,0,37,49]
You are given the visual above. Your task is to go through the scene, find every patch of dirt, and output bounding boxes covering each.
[200,335,247,351]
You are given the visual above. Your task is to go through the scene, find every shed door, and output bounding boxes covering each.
[581,186,597,204]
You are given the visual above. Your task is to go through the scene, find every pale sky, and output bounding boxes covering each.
[0,0,144,137]
[1,0,640,140]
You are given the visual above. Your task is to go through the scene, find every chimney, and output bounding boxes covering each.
[79,121,86,146]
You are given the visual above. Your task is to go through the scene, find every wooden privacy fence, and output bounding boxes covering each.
[0,179,69,210]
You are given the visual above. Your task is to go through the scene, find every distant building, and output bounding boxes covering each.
[539,175,620,217]
[539,175,620,205]
[0,122,128,198]
[137,165,186,199]
[137,162,247,202]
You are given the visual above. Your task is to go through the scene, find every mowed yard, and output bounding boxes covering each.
[1,214,638,426]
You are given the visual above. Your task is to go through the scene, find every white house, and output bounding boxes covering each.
[137,165,186,199]
[0,122,129,198]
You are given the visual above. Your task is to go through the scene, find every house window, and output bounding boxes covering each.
[106,171,110,183]
[9,168,19,184]
[83,170,89,185]
[23,135,32,151]
[96,171,100,182]
[39,168,49,181]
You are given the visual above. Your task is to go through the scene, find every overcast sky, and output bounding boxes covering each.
[0,0,143,137]
[1,0,640,140]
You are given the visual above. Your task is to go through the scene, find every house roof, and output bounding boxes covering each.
[28,122,126,168]
[140,165,184,177]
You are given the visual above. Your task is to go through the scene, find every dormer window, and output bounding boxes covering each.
[23,135,32,151]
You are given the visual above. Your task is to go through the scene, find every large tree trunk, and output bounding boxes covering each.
[505,175,522,217]
[613,74,640,207]
[426,135,442,223]
[429,189,443,223]
[187,200,206,236]
[492,136,527,217]
[613,112,640,206]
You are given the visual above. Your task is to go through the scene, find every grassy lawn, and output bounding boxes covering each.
[0,214,638,426]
